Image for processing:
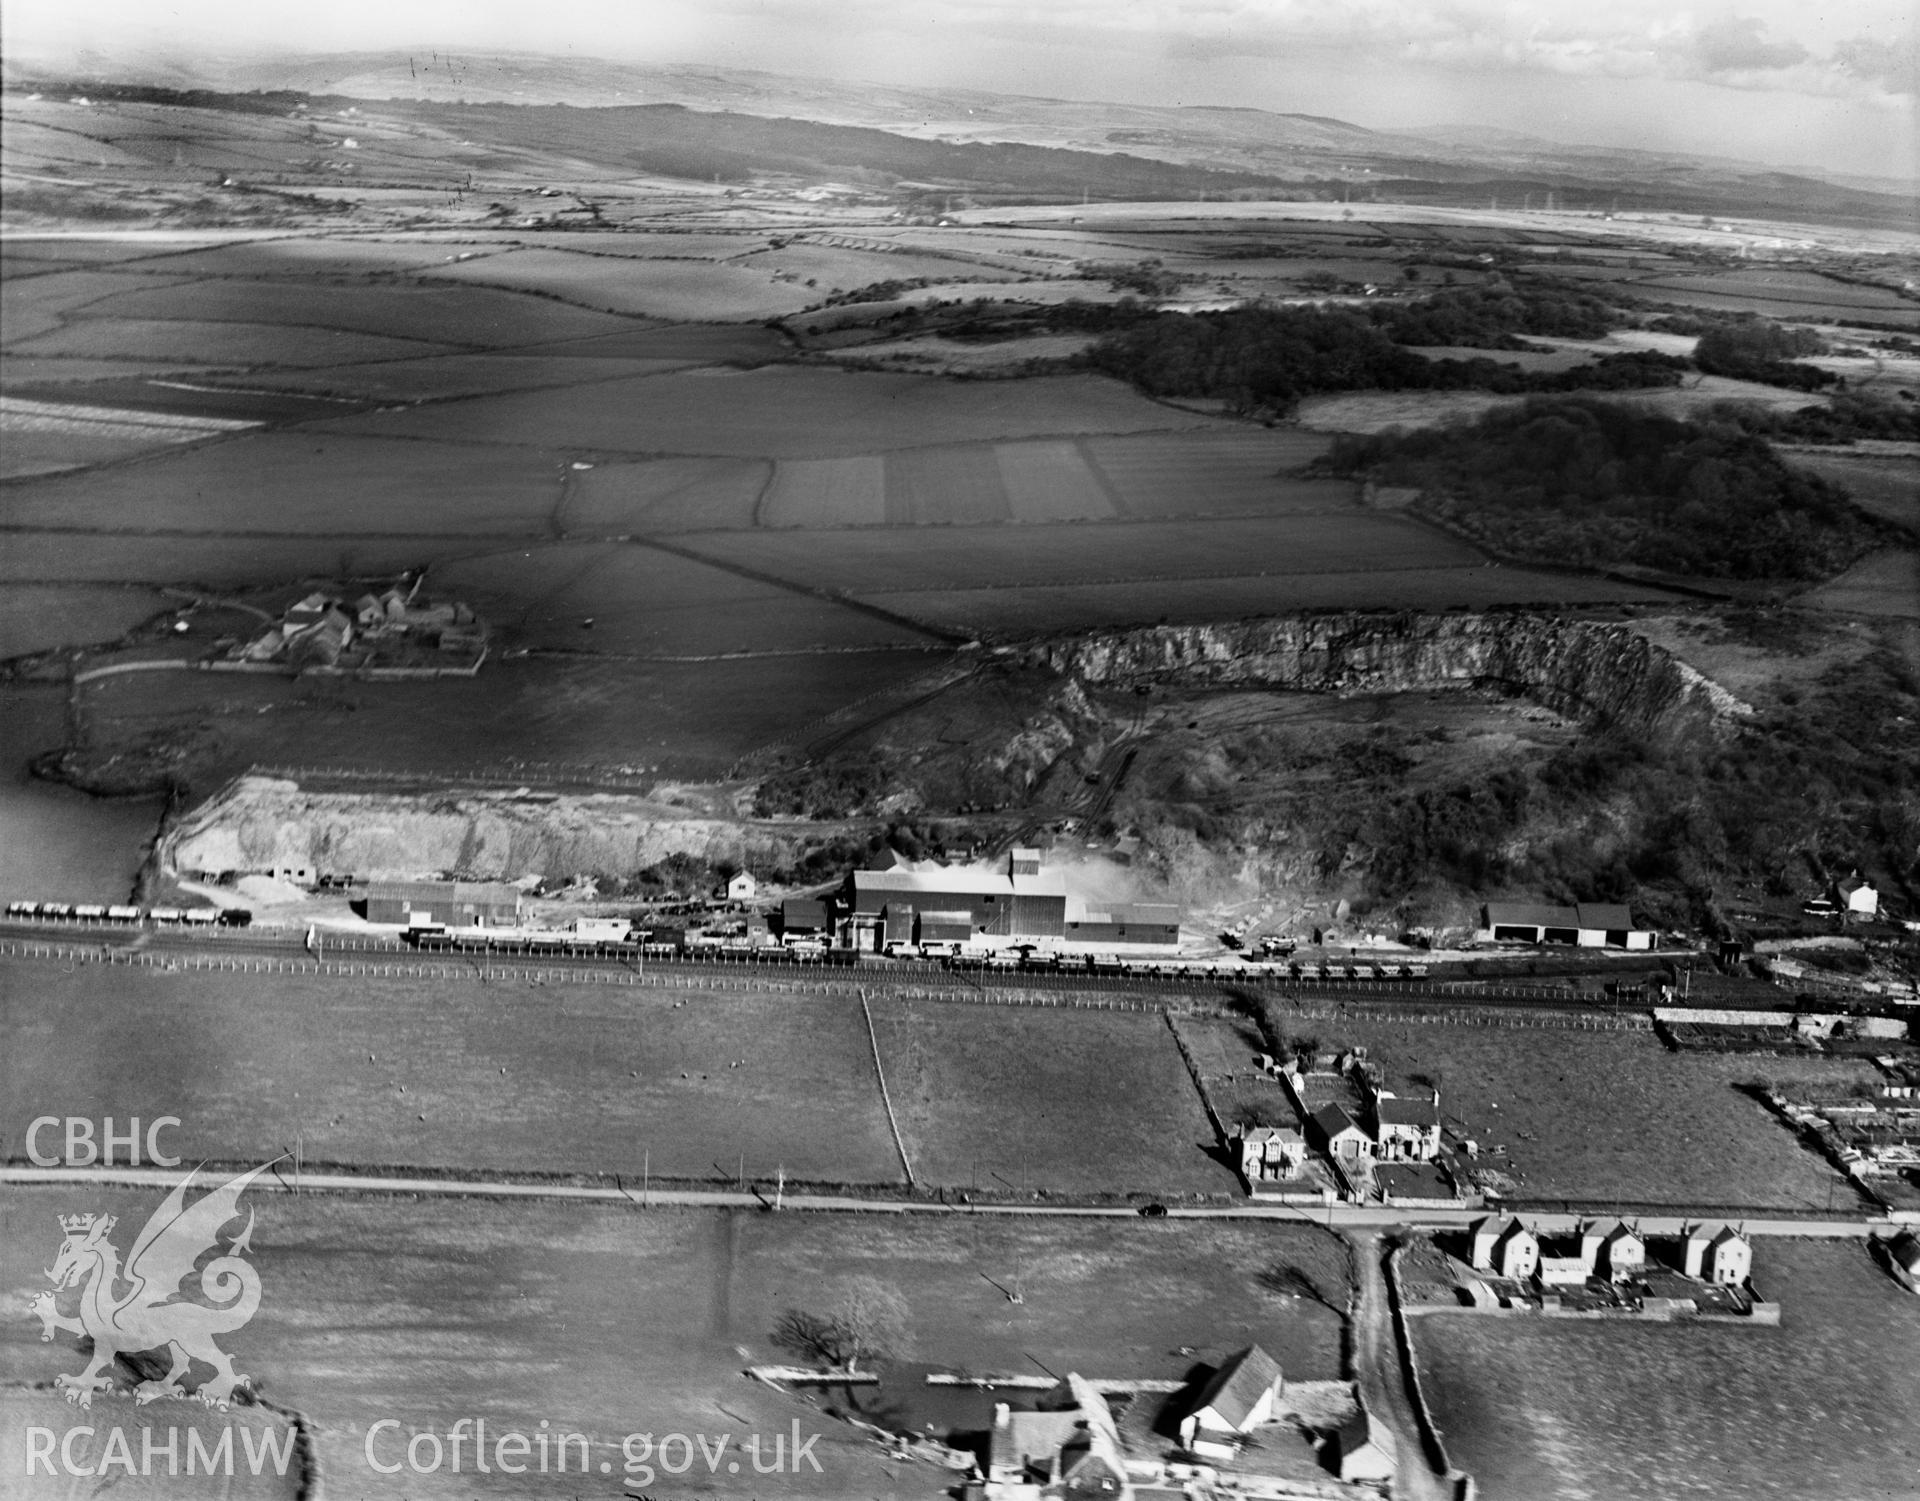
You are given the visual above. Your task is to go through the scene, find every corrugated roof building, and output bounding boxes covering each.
[364,880,521,927]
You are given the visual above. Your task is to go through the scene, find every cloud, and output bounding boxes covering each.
[1834,33,1920,95]
[1688,16,1807,76]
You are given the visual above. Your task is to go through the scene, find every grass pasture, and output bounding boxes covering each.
[888,445,1018,524]
[2,268,200,344]
[1083,430,1340,517]
[865,995,1238,1196]
[1414,1239,1920,1501]
[10,316,462,368]
[71,276,643,347]
[0,958,902,1183]
[680,513,1482,594]
[1795,548,1920,618]
[1262,1013,1878,1211]
[212,352,690,402]
[311,368,1236,458]
[561,455,771,533]
[0,584,170,659]
[761,455,889,527]
[994,440,1114,521]
[1782,449,1919,534]
[436,541,930,654]
[420,246,824,320]
[0,531,503,587]
[0,432,567,537]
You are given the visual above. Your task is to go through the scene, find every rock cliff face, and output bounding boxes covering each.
[1027,613,1749,740]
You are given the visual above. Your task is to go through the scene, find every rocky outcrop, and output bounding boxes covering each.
[1027,613,1750,741]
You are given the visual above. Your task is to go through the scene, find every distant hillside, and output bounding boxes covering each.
[5,50,1913,228]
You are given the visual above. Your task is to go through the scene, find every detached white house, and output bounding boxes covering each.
[1684,1223,1752,1286]
[1237,1125,1308,1186]
[1581,1219,1646,1282]
[724,871,757,902]
[1470,1215,1540,1280]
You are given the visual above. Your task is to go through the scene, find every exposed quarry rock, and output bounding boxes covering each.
[1027,613,1750,741]
[163,778,791,882]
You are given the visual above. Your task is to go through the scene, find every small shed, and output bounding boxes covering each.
[1333,1407,1397,1483]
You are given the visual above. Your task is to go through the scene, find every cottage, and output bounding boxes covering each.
[1237,1125,1308,1186]
[1842,879,1880,919]
[724,871,757,903]
[1684,1223,1751,1286]
[1470,1215,1540,1280]
[1581,1219,1646,1281]
[986,1375,1131,1499]
[1178,1345,1284,1446]
[1332,1407,1397,1484]
[1311,1103,1374,1165]
[1372,1093,1442,1162]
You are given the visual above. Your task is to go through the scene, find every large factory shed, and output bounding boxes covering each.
[1481,901,1651,950]
[364,879,522,927]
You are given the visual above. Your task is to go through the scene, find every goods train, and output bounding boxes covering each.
[5,901,250,926]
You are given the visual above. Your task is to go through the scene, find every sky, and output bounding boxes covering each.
[6,0,1916,180]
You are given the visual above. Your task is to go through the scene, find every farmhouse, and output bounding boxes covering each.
[1481,900,1652,950]
[1178,1345,1285,1449]
[363,879,521,928]
[1684,1223,1752,1286]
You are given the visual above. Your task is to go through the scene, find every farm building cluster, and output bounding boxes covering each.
[1397,1217,1776,1323]
[1232,1046,1470,1208]
[228,580,487,673]
[981,1351,1397,1501]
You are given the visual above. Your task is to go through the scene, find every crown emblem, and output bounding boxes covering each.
[58,1213,111,1235]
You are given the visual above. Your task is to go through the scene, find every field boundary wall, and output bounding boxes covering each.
[859,990,916,1186]
[1385,1246,1477,1501]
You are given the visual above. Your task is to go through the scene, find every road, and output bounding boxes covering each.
[1347,1232,1449,1501]
[0,1166,1893,1237]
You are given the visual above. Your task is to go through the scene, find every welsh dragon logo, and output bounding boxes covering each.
[28,1163,268,1410]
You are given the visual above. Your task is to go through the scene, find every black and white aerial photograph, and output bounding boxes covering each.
[1,0,1916,1496]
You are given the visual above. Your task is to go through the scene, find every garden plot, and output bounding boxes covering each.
[562,455,770,534]
[419,246,824,320]
[0,432,567,537]
[312,368,1231,458]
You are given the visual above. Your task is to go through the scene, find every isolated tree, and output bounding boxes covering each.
[771,1276,911,1373]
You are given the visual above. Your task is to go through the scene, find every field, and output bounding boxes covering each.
[421,247,826,320]
[679,513,1482,594]
[0,1189,1346,1498]
[9,316,462,368]
[860,567,1678,636]
[0,957,903,1183]
[1258,1010,1878,1211]
[0,583,169,659]
[562,455,771,533]
[865,995,1239,1196]
[1414,1239,1920,1501]
[1795,548,1920,618]
[209,352,694,401]
[310,368,1239,457]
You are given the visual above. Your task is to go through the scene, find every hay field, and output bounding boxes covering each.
[0,958,901,1182]
[1083,430,1339,516]
[1415,1239,1920,1501]
[870,566,1676,636]
[436,542,930,654]
[995,440,1114,521]
[420,247,825,320]
[1266,1012,1877,1210]
[866,995,1238,1196]
[888,445,1018,523]
[679,513,1480,593]
[0,433,567,537]
[311,367,1235,457]
[562,455,771,533]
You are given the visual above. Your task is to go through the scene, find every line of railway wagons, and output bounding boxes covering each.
[4,901,251,926]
